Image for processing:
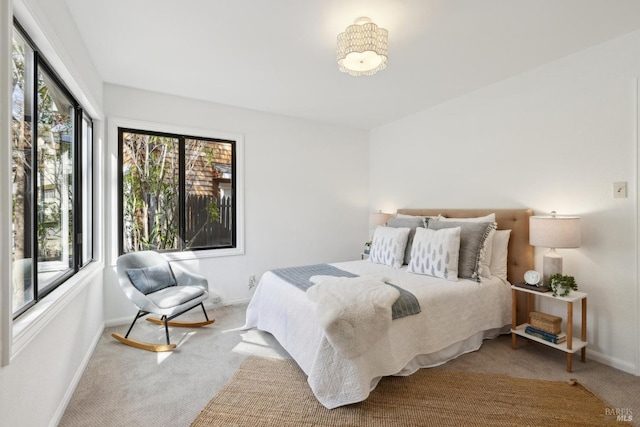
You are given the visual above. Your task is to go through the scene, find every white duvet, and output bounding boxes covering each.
[243,260,511,409]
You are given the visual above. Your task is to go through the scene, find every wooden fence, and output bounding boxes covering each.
[185,195,232,248]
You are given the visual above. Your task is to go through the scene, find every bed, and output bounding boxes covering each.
[244,209,533,409]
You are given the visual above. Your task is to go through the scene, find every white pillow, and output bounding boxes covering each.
[396,213,440,227]
[408,227,461,281]
[368,226,410,269]
[480,228,495,278]
[396,213,422,219]
[489,229,511,281]
[440,213,496,223]
[396,213,441,220]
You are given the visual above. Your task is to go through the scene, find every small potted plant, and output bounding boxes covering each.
[364,241,371,254]
[549,274,578,297]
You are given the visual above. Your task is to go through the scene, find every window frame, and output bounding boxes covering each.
[79,112,94,267]
[11,19,94,319]
[113,119,244,260]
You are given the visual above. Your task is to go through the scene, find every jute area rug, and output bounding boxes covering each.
[192,356,627,427]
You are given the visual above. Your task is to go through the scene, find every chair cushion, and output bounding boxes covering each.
[146,286,205,309]
[126,263,176,295]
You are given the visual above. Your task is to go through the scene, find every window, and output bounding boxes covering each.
[118,128,236,254]
[11,21,93,318]
[81,113,93,267]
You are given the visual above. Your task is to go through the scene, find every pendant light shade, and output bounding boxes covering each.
[337,17,388,77]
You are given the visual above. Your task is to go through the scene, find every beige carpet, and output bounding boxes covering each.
[59,304,640,427]
[192,356,629,427]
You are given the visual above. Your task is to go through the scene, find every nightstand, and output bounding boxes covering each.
[511,285,587,372]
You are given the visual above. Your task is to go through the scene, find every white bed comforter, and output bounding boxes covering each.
[243,260,511,409]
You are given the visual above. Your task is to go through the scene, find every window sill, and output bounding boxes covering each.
[11,261,104,360]
[162,246,244,262]
[108,246,245,266]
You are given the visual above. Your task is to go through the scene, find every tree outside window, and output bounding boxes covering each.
[119,129,235,253]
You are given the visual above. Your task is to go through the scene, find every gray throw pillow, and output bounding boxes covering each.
[126,263,177,294]
[386,217,427,265]
[428,221,496,281]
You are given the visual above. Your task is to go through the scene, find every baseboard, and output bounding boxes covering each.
[587,348,636,375]
[104,315,134,328]
[49,321,106,427]
[220,297,251,306]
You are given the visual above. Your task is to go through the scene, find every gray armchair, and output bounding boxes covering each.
[112,251,214,352]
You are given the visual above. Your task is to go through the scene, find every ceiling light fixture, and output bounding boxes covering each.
[337,17,388,77]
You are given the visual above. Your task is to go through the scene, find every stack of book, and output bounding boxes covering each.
[526,311,566,344]
[514,282,551,292]
[524,325,567,344]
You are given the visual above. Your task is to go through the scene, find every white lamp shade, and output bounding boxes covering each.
[369,211,392,228]
[529,216,581,248]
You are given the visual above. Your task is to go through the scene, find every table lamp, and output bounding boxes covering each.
[529,211,581,285]
[369,210,393,238]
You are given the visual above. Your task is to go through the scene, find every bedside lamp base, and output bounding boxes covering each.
[543,249,563,285]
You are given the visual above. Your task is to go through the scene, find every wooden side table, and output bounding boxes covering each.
[511,285,587,372]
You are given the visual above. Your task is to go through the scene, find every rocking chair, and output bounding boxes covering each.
[112,251,215,352]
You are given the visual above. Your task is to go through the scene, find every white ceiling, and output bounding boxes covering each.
[64,0,640,130]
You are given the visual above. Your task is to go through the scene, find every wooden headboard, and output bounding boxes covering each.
[396,208,533,285]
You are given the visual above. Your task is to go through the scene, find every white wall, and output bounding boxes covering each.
[103,84,369,323]
[370,30,640,373]
[0,1,106,426]
[0,271,104,427]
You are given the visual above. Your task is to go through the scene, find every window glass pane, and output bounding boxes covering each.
[121,132,180,252]
[11,20,94,318]
[81,115,93,265]
[184,139,233,249]
[11,29,35,313]
[120,129,236,254]
[36,67,75,292]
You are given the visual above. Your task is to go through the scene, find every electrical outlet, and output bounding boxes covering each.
[211,295,221,304]
[613,182,627,198]
[248,275,257,289]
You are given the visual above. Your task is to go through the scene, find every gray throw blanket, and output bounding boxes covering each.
[271,264,421,320]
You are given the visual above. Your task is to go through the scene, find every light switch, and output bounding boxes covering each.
[613,182,627,198]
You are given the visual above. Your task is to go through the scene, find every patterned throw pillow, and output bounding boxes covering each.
[428,221,497,281]
[368,226,410,269]
[386,217,427,265]
[408,227,461,281]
